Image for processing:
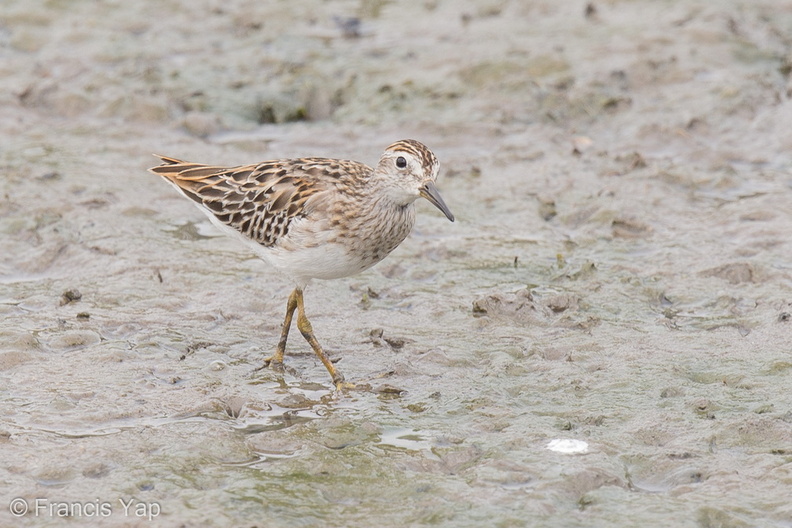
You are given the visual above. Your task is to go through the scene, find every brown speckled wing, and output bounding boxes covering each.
[150,156,370,247]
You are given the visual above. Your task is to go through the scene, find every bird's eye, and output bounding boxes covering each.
[395,156,407,169]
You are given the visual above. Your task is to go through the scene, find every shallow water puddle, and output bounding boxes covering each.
[223,449,302,470]
[4,380,331,440]
[230,404,327,435]
[377,427,434,451]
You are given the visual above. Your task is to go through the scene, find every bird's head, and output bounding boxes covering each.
[374,139,454,222]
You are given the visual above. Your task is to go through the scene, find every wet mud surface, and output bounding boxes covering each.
[2,1,792,526]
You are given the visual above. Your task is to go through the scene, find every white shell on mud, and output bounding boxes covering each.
[546,438,589,454]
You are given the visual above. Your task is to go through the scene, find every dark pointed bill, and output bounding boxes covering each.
[420,181,455,222]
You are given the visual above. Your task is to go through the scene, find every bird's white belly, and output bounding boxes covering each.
[200,214,363,285]
[267,243,370,283]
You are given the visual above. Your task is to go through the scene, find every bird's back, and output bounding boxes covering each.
[150,155,371,248]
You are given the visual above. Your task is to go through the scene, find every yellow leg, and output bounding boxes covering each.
[262,288,299,371]
[293,289,353,390]
[262,288,353,390]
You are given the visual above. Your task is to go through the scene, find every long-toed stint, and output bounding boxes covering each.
[149,139,454,390]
